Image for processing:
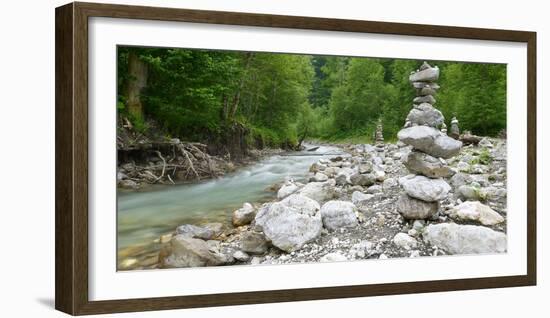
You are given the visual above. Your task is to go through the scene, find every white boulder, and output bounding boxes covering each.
[310,172,329,182]
[298,180,336,203]
[254,195,322,252]
[320,200,358,231]
[232,202,256,227]
[448,201,505,225]
[404,150,455,178]
[396,193,439,220]
[399,175,451,202]
[277,182,299,199]
[398,126,462,159]
[159,235,231,268]
[409,65,440,82]
[406,103,444,127]
[393,233,418,250]
[423,223,506,254]
[351,191,374,205]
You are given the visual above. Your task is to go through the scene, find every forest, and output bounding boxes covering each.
[117,47,506,151]
[117,46,509,271]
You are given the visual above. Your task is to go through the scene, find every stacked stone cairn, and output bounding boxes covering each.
[450,116,460,139]
[396,62,463,220]
[440,122,447,135]
[374,118,385,154]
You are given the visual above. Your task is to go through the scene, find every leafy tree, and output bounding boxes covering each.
[382,59,418,139]
[309,56,331,109]
[117,46,507,150]
[139,48,242,138]
[438,63,506,135]
[328,58,394,139]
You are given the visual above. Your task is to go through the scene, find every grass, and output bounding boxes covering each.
[472,186,488,201]
[469,148,493,166]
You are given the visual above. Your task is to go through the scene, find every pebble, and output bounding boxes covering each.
[279,254,290,261]
[393,233,418,250]
[376,214,386,226]
[412,220,425,231]
[119,258,138,269]
[320,252,348,262]
[251,257,262,265]
[233,250,250,262]
[159,233,173,244]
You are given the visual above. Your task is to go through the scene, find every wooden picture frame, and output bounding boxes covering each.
[55,1,537,315]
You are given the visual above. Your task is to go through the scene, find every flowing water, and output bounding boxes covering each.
[117,144,342,268]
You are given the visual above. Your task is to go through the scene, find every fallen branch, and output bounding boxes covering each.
[139,170,159,182]
[189,142,208,149]
[460,132,483,145]
[187,143,216,177]
[177,144,201,180]
[153,150,166,183]
[166,174,175,184]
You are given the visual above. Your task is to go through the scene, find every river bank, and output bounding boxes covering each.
[116,115,298,190]
[117,141,286,191]
[117,144,344,269]
[118,137,507,270]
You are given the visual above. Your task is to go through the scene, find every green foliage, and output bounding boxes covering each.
[472,186,488,202]
[129,113,149,133]
[329,59,393,134]
[307,58,506,141]
[309,56,332,108]
[117,100,125,111]
[470,148,493,166]
[479,149,493,165]
[142,48,242,138]
[249,125,297,148]
[117,46,507,150]
[382,59,418,138]
[438,62,506,136]
[238,53,314,144]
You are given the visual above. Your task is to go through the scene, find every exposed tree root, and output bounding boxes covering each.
[118,137,223,188]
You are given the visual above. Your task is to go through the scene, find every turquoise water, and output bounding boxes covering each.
[117,145,341,254]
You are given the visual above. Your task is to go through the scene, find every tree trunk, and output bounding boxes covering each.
[228,52,254,120]
[298,126,309,150]
[127,51,148,119]
[221,94,229,120]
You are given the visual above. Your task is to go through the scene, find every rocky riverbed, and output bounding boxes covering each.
[119,137,507,270]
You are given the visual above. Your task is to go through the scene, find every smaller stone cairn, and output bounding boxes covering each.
[450,116,460,140]
[396,62,462,220]
[374,118,385,153]
[440,122,447,135]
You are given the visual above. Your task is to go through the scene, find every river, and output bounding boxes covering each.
[117,144,342,268]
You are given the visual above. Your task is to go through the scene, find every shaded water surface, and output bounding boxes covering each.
[117,145,341,267]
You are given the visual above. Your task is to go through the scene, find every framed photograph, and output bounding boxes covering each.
[55,2,537,315]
